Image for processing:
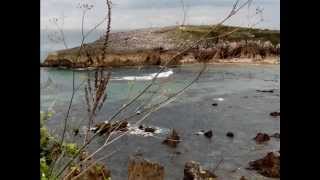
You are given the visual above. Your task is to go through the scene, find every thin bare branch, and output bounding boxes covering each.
[101,0,112,61]
[67,151,116,180]
[180,0,187,26]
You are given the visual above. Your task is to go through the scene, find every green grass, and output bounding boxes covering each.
[169,25,280,45]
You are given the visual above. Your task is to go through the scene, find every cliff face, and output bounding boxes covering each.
[42,26,280,68]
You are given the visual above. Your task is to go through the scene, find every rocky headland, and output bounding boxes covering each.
[41,25,280,68]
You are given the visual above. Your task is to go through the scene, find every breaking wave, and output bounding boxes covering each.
[113,69,173,81]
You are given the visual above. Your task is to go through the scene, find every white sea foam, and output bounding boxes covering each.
[128,126,161,137]
[114,69,173,81]
[86,122,167,137]
[213,97,224,101]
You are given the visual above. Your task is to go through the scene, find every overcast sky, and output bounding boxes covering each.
[41,0,280,31]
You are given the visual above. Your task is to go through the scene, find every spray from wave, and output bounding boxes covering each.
[113,69,173,81]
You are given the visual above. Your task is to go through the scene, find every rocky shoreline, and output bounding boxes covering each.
[41,25,280,68]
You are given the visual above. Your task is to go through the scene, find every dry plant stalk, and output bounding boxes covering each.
[101,0,112,62]
[47,2,110,178]
[84,70,111,143]
[180,0,187,26]
[53,1,113,177]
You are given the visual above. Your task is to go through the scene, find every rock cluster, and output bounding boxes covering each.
[254,133,270,143]
[183,161,217,180]
[247,152,280,178]
[128,156,165,180]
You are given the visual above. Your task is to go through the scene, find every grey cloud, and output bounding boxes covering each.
[41,0,279,30]
[114,0,279,9]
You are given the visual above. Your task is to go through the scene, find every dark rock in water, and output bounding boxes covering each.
[254,133,270,143]
[211,103,218,106]
[162,129,180,148]
[240,176,247,180]
[270,133,280,139]
[204,130,213,138]
[73,128,79,136]
[256,89,274,93]
[138,125,144,130]
[247,152,280,178]
[128,156,164,180]
[144,127,156,133]
[116,121,129,131]
[174,151,182,155]
[183,161,217,180]
[270,111,280,117]
[226,132,234,138]
[94,121,128,136]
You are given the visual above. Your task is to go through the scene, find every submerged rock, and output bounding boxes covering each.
[211,103,218,106]
[270,111,280,117]
[247,152,280,178]
[128,156,164,180]
[183,161,217,180]
[94,121,128,136]
[204,130,213,138]
[256,89,274,93]
[270,133,280,139]
[73,128,79,136]
[144,127,156,133]
[136,124,157,133]
[226,132,234,138]
[138,125,144,130]
[254,133,270,143]
[162,129,180,148]
[240,176,247,180]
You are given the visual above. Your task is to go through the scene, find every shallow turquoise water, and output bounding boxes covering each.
[41,63,279,180]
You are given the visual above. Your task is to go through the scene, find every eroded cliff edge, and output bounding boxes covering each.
[42,25,280,68]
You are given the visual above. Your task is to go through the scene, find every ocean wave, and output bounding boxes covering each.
[113,69,173,81]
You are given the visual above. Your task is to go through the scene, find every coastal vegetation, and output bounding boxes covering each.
[42,25,279,69]
[170,25,279,45]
